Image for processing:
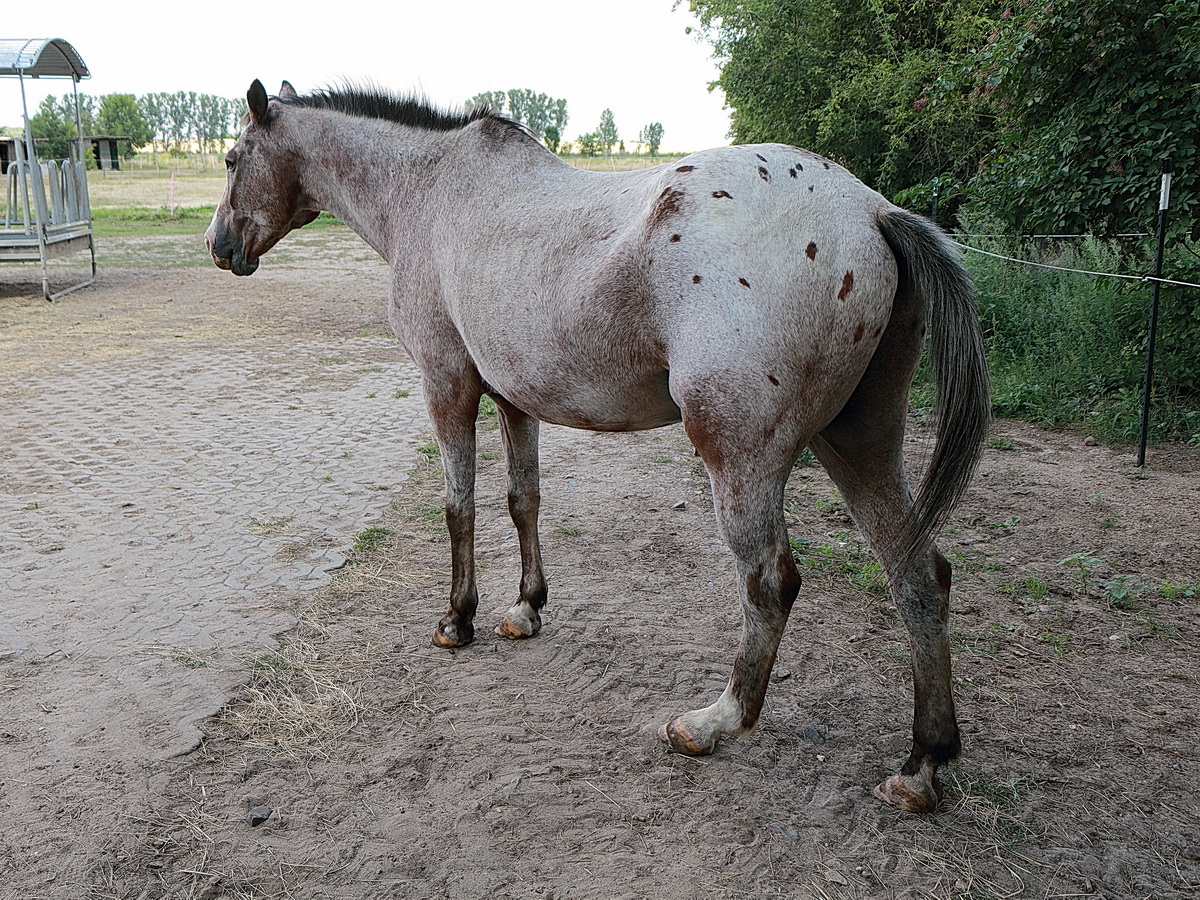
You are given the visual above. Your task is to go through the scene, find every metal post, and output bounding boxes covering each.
[1137,157,1173,467]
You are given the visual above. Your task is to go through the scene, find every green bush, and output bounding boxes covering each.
[954,229,1200,443]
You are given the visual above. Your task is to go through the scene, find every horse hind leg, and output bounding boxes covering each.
[660,454,801,755]
[810,417,960,813]
[490,395,548,639]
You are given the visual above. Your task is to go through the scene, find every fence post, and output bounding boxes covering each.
[1136,156,1173,467]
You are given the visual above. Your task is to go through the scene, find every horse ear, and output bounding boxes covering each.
[247,79,269,124]
[279,81,298,101]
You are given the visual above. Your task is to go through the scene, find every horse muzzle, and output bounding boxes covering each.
[206,225,259,276]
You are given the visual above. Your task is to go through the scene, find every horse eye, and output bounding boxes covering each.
[225,157,236,171]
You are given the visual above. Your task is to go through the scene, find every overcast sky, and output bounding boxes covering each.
[4,1,732,152]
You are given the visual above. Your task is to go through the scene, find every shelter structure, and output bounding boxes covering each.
[0,38,95,300]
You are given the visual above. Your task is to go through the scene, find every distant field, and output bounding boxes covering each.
[86,152,690,213]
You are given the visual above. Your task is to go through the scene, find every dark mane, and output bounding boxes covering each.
[281,85,516,134]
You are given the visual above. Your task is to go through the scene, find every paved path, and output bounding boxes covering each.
[0,260,429,765]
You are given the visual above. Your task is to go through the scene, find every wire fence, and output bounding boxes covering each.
[949,238,1200,290]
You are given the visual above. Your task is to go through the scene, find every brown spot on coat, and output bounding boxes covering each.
[805,241,817,260]
[789,168,798,178]
[712,190,733,199]
[670,234,682,242]
[649,187,685,227]
[838,271,855,301]
[692,274,702,284]
[756,153,768,162]
[676,165,696,172]
[853,323,865,343]
[807,185,814,192]
[767,374,780,386]
[758,166,771,182]
[739,277,751,288]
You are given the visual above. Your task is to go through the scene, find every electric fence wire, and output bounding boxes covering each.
[948,239,1200,290]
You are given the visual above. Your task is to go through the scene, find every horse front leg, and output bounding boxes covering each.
[661,463,800,755]
[426,379,483,649]
[490,395,547,639]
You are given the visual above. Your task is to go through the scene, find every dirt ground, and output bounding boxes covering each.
[1,232,1198,899]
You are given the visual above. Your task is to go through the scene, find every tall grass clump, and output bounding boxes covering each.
[949,230,1199,444]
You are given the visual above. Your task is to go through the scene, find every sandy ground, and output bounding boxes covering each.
[1,230,1198,899]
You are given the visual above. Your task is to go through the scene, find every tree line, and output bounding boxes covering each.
[28,88,668,162]
[26,92,245,160]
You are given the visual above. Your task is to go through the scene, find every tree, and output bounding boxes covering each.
[685,0,999,204]
[638,122,664,156]
[596,109,619,155]
[962,0,1200,236]
[97,94,152,158]
[577,132,603,157]
[29,96,72,160]
[467,89,569,143]
[543,124,562,154]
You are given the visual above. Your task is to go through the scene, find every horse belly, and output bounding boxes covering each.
[484,358,681,432]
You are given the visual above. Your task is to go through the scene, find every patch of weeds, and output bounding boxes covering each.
[20,502,40,511]
[169,648,207,669]
[790,532,888,595]
[478,395,499,430]
[1158,580,1197,600]
[285,404,299,410]
[1040,630,1071,658]
[988,438,1015,451]
[253,652,293,675]
[794,447,816,467]
[479,449,502,461]
[986,516,1022,534]
[947,768,1040,846]
[353,365,385,374]
[557,525,583,536]
[371,485,391,491]
[813,489,846,518]
[417,441,441,460]
[1133,614,1180,640]
[1102,574,1145,611]
[394,388,411,399]
[1060,551,1104,591]
[1097,514,1118,529]
[248,514,294,533]
[351,525,392,556]
[318,355,346,365]
[366,391,377,399]
[1021,574,1049,600]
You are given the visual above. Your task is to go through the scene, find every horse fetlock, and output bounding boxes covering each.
[432,617,474,649]
[495,602,542,639]
[873,759,944,813]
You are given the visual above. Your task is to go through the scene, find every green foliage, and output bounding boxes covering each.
[596,109,620,155]
[97,94,153,157]
[638,122,664,156]
[963,230,1200,442]
[30,96,73,160]
[961,0,1200,237]
[576,131,603,157]
[467,89,568,142]
[685,0,999,200]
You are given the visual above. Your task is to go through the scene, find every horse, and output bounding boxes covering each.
[207,79,990,813]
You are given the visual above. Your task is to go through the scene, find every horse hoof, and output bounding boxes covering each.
[659,717,716,756]
[432,620,473,649]
[873,773,940,813]
[495,604,542,639]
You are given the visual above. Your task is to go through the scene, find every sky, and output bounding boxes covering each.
[3,1,732,152]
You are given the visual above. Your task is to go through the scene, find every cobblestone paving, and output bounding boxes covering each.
[0,270,429,760]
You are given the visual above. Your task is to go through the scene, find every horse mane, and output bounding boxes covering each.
[280,84,522,136]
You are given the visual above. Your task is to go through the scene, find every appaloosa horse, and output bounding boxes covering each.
[207,80,990,812]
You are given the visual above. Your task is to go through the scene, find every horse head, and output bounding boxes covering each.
[206,80,320,276]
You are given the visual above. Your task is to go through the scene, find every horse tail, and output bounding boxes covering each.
[876,207,991,571]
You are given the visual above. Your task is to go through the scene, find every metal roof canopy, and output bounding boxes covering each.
[0,38,90,79]
[1,38,95,300]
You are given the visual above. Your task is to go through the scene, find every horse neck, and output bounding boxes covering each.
[292,112,544,262]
